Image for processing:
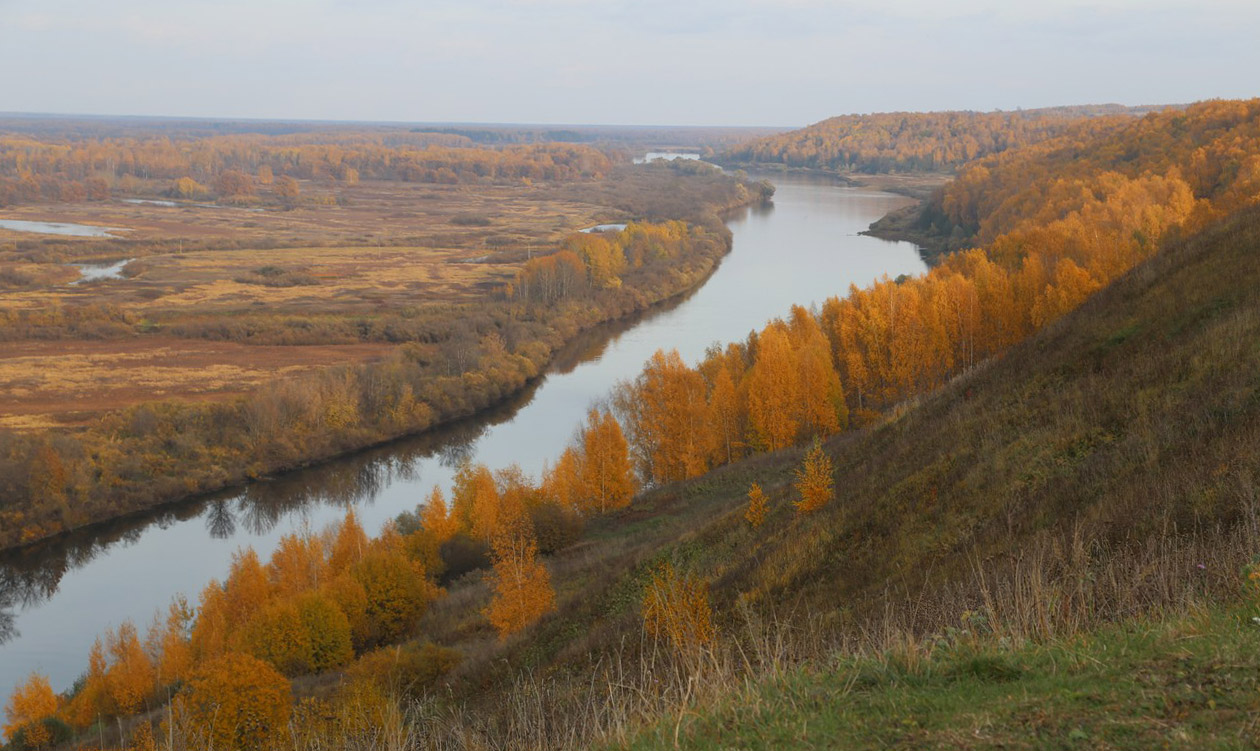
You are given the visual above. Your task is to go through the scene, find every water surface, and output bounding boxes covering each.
[0,219,123,238]
[634,152,701,164]
[70,259,133,284]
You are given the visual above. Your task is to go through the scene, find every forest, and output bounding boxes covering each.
[8,99,1259,750]
[0,132,616,207]
[717,104,1165,174]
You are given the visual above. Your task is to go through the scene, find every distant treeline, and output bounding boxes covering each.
[718,104,1169,174]
[410,127,588,144]
[0,132,615,206]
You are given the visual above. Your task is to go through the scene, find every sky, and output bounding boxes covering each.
[1,0,1258,128]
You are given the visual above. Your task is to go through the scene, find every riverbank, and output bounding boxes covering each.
[0,208,756,553]
[1,174,929,696]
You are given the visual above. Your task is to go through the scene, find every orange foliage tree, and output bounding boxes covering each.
[576,407,636,512]
[745,483,769,528]
[3,672,57,743]
[181,653,291,751]
[794,440,834,514]
[615,349,709,484]
[484,504,556,640]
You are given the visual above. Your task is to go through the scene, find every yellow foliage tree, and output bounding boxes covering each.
[182,653,291,751]
[746,325,801,451]
[241,599,312,676]
[149,596,195,687]
[794,439,834,514]
[452,462,501,542]
[745,483,769,528]
[269,531,326,600]
[577,408,636,512]
[3,672,57,742]
[350,550,438,648]
[104,621,155,716]
[419,486,460,546]
[483,509,555,640]
[328,510,369,575]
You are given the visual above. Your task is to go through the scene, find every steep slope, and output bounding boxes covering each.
[14,142,1259,751]
[414,194,1260,750]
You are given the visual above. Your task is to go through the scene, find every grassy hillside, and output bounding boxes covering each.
[12,134,1259,751]
[617,605,1260,750]
[403,182,1260,749]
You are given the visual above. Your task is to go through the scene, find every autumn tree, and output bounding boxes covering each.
[328,510,369,575]
[27,443,68,510]
[745,483,769,528]
[3,672,57,743]
[104,621,156,715]
[214,170,255,199]
[746,324,801,451]
[269,531,326,600]
[484,504,555,639]
[63,639,107,729]
[615,349,709,484]
[274,175,300,208]
[787,305,848,437]
[149,596,195,687]
[350,549,438,648]
[576,407,636,512]
[182,653,291,751]
[704,346,747,465]
[541,447,582,510]
[296,591,354,672]
[794,439,834,514]
[241,599,311,676]
[419,486,460,546]
[170,176,205,199]
[451,462,501,542]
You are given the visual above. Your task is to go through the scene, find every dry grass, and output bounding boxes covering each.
[0,179,627,426]
[0,338,393,428]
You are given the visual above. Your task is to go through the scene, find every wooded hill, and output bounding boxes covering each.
[717,104,1167,174]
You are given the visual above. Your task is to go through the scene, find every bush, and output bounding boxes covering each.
[439,533,491,584]
[6,717,73,751]
[529,502,585,554]
[343,642,461,699]
[181,653,291,751]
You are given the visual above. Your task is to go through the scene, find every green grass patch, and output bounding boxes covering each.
[615,608,1260,750]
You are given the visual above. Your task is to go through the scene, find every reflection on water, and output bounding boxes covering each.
[0,174,926,696]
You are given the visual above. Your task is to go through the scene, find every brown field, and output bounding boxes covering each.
[0,177,635,427]
[0,338,396,430]
[0,179,616,249]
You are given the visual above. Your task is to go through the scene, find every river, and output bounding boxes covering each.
[0,173,926,697]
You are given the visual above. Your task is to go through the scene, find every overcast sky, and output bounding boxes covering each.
[1,0,1257,127]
